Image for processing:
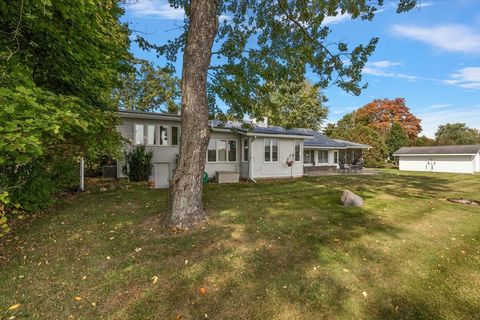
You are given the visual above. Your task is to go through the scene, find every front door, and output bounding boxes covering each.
[154,163,170,189]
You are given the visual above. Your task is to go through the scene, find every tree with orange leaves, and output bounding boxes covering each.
[355,98,421,141]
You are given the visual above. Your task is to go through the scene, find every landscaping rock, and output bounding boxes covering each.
[341,190,364,207]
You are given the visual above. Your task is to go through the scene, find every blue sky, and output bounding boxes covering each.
[122,0,480,137]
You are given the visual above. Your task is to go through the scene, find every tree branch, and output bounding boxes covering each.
[276,0,347,85]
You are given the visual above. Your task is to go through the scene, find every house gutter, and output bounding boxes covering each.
[393,153,477,157]
[238,132,314,140]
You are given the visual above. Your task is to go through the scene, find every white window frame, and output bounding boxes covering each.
[134,124,145,145]
[242,138,249,162]
[206,139,238,163]
[171,126,180,146]
[318,150,329,164]
[264,138,279,163]
[146,125,156,146]
[303,149,314,164]
[294,140,301,162]
[157,125,169,146]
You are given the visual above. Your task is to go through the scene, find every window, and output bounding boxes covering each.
[228,140,237,162]
[135,124,144,145]
[333,151,339,164]
[207,140,216,162]
[147,125,156,145]
[319,150,329,163]
[171,126,179,146]
[264,139,279,162]
[294,140,301,161]
[218,140,227,162]
[207,139,237,162]
[304,150,314,164]
[242,139,249,162]
[159,125,168,145]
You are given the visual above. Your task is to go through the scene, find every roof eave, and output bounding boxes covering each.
[239,131,314,139]
[118,111,181,122]
[394,153,477,156]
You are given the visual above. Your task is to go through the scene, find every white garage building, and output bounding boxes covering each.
[394,145,480,174]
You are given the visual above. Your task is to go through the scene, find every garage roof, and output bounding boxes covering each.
[394,145,480,156]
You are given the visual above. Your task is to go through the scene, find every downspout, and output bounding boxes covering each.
[248,136,257,183]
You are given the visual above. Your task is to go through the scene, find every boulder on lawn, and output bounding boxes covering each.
[341,190,364,207]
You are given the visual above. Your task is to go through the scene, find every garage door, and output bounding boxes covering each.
[154,163,170,189]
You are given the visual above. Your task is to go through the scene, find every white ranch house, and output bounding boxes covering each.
[117,111,370,188]
[394,145,480,174]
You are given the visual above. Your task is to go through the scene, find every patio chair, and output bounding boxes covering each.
[351,162,363,173]
[338,163,350,173]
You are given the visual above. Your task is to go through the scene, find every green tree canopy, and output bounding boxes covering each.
[248,81,328,130]
[114,59,180,113]
[138,0,417,117]
[1,0,131,212]
[386,121,409,158]
[435,123,480,145]
[415,135,435,146]
[327,123,387,168]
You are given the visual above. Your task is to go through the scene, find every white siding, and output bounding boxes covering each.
[117,115,309,183]
[250,138,304,178]
[398,155,476,174]
[204,132,240,178]
[116,117,181,180]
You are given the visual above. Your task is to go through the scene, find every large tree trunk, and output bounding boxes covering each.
[165,0,219,228]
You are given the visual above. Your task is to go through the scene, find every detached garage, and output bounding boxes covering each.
[394,145,480,174]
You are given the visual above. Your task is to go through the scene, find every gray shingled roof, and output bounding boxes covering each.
[394,145,480,156]
[296,128,371,149]
[210,119,313,137]
[296,128,345,148]
[332,138,371,149]
[118,111,370,143]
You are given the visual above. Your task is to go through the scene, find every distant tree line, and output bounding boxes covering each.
[325,98,480,167]
[325,98,419,167]
[417,123,480,146]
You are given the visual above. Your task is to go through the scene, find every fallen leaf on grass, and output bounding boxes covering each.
[8,303,20,311]
[342,268,350,273]
[134,247,142,253]
[199,287,207,295]
[151,276,158,284]
[362,291,367,298]
[74,296,82,301]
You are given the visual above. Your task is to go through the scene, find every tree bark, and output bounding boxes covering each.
[165,0,219,228]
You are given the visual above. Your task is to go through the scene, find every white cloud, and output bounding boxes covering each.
[391,24,480,54]
[443,67,480,89]
[322,11,351,25]
[129,1,184,19]
[128,1,230,21]
[429,104,452,109]
[363,60,418,80]
[416,1,435,9]
[417,108,480,137]
[368,60,403,68]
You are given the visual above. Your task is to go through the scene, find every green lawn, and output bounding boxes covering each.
[1,170,480,319]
